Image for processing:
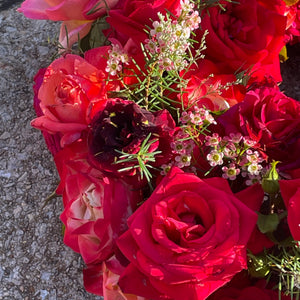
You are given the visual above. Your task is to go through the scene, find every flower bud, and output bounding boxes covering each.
[262,161,280,194]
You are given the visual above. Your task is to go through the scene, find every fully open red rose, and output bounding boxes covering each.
[117,167,258,300]
[217,81,300,173]
[199,0,287,81]
[31,47,114,147]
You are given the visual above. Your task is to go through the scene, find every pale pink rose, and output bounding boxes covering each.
[18,0,119,47]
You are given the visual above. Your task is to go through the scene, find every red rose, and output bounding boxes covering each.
[117,167,258,300]
[31,47,114,147]
[279,178,300,241]
[55,141,142,265]
[199,0,287,81]
[217,81,300,173]
[106,0,182,45]
[180,60,246,111]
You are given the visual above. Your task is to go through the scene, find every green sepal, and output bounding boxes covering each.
[257,212,280,234]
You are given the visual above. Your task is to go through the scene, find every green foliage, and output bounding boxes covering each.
[113,133,161,183]
[267,244,300,299]
[257,212,280,234]
[194,0,240,12]
[248,252,271,278]
[79,17,110,52]
[115,31,208,119]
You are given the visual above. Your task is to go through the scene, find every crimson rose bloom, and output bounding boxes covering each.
[106,0,181,45]
[217,82,300,172]
[31,47,114,147]
[117,167,258,300]
[88,99,176,180]
[199,0,287,81]
[279,178,300,241]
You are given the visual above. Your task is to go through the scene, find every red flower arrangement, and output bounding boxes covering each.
[19,0,300,299]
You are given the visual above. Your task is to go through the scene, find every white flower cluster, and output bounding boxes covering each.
[161,106,215,175]
[161,129,196,175]
[180,106,216,126]
[105,44,130,76]
[145,0,201,71]
[205,132,266,184]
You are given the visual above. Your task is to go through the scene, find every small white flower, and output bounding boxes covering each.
[105,59,122,76]
[189,111,204,126]
[243,136,257,147]
[161,163,173,175]
[247,163,263,176]
[150,21,164,37]
[228,132,243,144]
[245,174,261,186]
[180,111,190,124]
[205,133,221,147]
[222,164,240,180]
[207,150,224,167]
[223,143,237,158]
[175,153,191,168]
[246,150,263,164]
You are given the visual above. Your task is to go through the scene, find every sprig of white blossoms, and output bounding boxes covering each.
[145,0,201,71]
[205,132,266,184]
[161,106,216,175]
[105,43,130,76]
[161,129,195,175]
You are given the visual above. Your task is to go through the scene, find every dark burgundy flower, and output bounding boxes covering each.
[88,99,176,180]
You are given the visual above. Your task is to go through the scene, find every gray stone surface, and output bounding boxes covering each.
[0,3,101,300]
[0,2,299,300]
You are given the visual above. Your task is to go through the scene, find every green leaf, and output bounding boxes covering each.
[257,212,280,234]
[79,17,110,52]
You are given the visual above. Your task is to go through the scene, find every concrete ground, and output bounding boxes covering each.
[0,2,299,300]
[0,2,102,300]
